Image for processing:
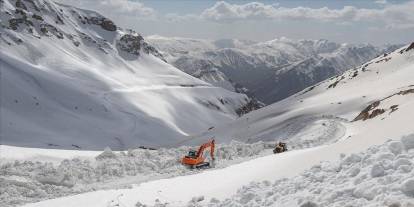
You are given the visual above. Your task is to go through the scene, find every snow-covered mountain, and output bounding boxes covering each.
[0,0,254,150]
[1,1,414,206]
[186,42,414,147]
[9,42,414,207]
[147,35,401,104]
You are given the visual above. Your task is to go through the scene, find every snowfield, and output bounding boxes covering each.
[1,0,414,206]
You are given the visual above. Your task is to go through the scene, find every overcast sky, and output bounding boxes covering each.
[56,0,414,45]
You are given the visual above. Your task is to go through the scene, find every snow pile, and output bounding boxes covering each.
[194,135,414,207]
[0,141,274,206]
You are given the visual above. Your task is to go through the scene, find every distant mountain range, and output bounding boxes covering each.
[147,36,402,104]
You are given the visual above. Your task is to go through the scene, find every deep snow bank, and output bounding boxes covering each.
[186,135,414,207]
[0,141,274,206]
[18,134,414,207]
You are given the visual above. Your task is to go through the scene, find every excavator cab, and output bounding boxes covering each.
[182,139,215,169]
[186,150,197,158]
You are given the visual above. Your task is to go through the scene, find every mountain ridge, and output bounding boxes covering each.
[147,35,402,104]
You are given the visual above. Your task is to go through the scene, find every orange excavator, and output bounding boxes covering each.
[181,139,215,169]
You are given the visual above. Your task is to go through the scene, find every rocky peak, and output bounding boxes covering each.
[1,0,165,61]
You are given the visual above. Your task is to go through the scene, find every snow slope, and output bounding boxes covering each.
[187,42,414,146]
[18,43,414,207]
[0,0,250,150]
[0,144,102,163]
[147,35,401,104]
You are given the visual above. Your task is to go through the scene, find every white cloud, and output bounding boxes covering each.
[375,0,388,4]
[165,13,200,22]
[99,0,154,17]
[200,2,277,22]
[56,0,156,18]
[199,1,414,28]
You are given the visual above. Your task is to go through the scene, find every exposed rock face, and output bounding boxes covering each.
[117,34,144,55]
[236,99,264,116]
[398,89,414,95]
[117,33,166,61]
[354,101,380,121]
[2,0,166,62]
[369,109,385,119]
[390,105,399,113]
[32,14,43,21]
[15,0,27,10]
[399,42,414,54]
[101,19,116,31]
[88,17,117,31]
[406,42,414,52]
[353,88,414,121]
[9,16,33,30]
[40,23,64,39]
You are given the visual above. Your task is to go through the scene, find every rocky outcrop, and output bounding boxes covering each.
[406,42,414,52]
[40,23,63,39]
[328,76,344,89]
[399,42,414,54]
[15,0,27,10]
[2,0,166,63]
[390,105,399,113]
[8,9,34,30]
[88,17,116,31]
[101,19,116,31]
[353,87,414,121]
[117,34,144,55]
[353,101,381,121]
[398,88,414,95]
[236,98,264,116]
[117,33,166,61]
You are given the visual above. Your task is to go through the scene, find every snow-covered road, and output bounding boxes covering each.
[23,145,338,207]
[23,117,413,207]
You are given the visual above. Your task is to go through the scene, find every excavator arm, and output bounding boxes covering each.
[196,139,215,160]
